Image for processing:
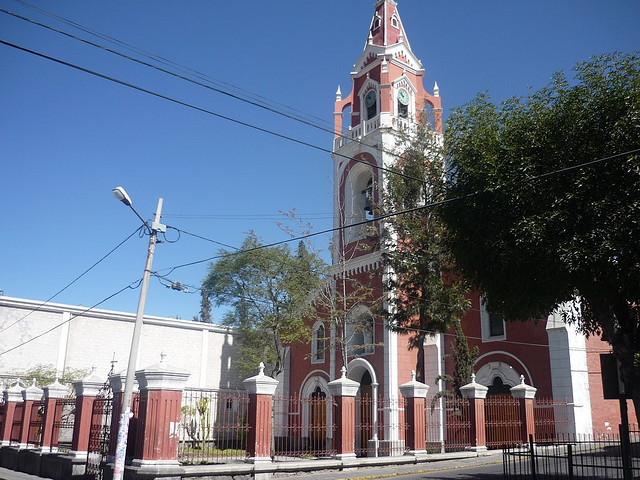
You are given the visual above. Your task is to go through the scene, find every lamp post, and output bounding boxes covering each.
[111,187,165,480]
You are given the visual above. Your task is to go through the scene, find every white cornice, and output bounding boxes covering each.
[0,296,236,335]
[328,251,383,278]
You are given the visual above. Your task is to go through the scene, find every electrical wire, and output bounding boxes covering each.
[9,0,335,131]
[0,280,142,357]
[0,225,143,335]
[0,8,428,185]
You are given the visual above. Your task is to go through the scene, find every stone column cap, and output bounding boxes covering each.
[399,370,430,399]
[243,362,278,395]
[4,380,24,403]
[72,368,105,397]
[460,374,488,399]
[109,372,139,394]
[327,366,360,397]
[510,375,537,399]
[23,379,44,401]
[43,379,69,399]
[135,354,190,391]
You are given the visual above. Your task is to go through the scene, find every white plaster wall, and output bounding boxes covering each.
[0,297,239,390]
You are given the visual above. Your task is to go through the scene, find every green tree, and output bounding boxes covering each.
[199,288,213,323]
[441,53,640,416]
[203,234,325,378]
[382,122,471,384]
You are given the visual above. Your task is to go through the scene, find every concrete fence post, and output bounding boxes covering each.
[132,355,190,467]
[18,380,43,448]
[510,375,537,443]
[460,374,488,452]
[0,381,24,446]
[327,366,359,459]
[399,370,429,455]
[243,362,278,464]
[41,379,69,453]
[70,369,104,459]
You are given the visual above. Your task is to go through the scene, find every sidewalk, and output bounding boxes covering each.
[0,450,503,480]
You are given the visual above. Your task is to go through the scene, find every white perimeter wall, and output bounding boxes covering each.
[0,296,242,390]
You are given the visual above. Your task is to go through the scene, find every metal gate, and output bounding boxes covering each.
[85,395,113,480]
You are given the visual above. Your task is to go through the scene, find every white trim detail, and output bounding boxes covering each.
[474,351,534,387]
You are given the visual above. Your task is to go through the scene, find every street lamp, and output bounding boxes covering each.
[111,187,165,480]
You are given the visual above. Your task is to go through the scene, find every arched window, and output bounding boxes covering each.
[311,322,325,363]
[390,14,399,29]
[364,89,378,120]
[344,164,375,243]
[346,307,374,357]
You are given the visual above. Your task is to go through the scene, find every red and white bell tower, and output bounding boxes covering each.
[286,0,443,456]
[328,0,442,396]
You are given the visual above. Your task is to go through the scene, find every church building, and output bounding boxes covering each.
[286,0,630,453]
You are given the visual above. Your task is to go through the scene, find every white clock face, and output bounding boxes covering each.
[365,90,377,107]
[398,88,409,105]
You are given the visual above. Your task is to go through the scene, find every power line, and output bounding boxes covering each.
[0,280,141,357]
[0,8,428,185]
[156,147,640,276]
[9,0,335,131]
[0,226,143,335]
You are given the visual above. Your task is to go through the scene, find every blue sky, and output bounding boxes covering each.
[1,0,639,323]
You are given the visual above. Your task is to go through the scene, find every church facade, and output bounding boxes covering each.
[285,0,631,450]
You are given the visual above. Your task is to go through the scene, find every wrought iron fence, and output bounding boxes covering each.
[354,395,407,457]
[27,400,45,447]
[504,430,640,479]
[486,395,522,448]
[178,389,249,464]
[425,396,473,452]
[272,393,336,460]
[534,397,568,442]
[51,398,76,452]
[86,396,113,480]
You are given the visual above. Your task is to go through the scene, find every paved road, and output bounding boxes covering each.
[0,467,46,480]
[279,455,504,480]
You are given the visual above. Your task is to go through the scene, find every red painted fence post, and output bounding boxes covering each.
[41,379,69,453]
[70,369,104,459]
[327,366,360,459]
[510,375,537,443]
[399,370,429,455]
[0,381,23,446]
[460,374,488,452]
[132,354,190,467]
[18,380,43,448]
[243,362,279,463]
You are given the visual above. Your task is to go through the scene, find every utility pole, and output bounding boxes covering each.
[112,195,164,480]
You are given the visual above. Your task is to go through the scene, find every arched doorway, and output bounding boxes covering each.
[356,370,373,456]
[309,386,326,451]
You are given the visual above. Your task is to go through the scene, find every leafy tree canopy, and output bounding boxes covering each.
[441,53,640,410]
[203,234,325,378]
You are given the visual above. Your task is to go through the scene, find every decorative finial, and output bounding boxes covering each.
[471,373,476,383]
[411,370,416,382]
[160,351,167,363]
[520,374,525,385]
[434,81,440,98]
[91,366,97,374]
[340,366,347,378]
[259,362,265,376]
[368,31,374,44]
[32,378,37,387]
[336,85,342,102]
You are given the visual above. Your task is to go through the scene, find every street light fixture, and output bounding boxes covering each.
[112,187,164,480]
